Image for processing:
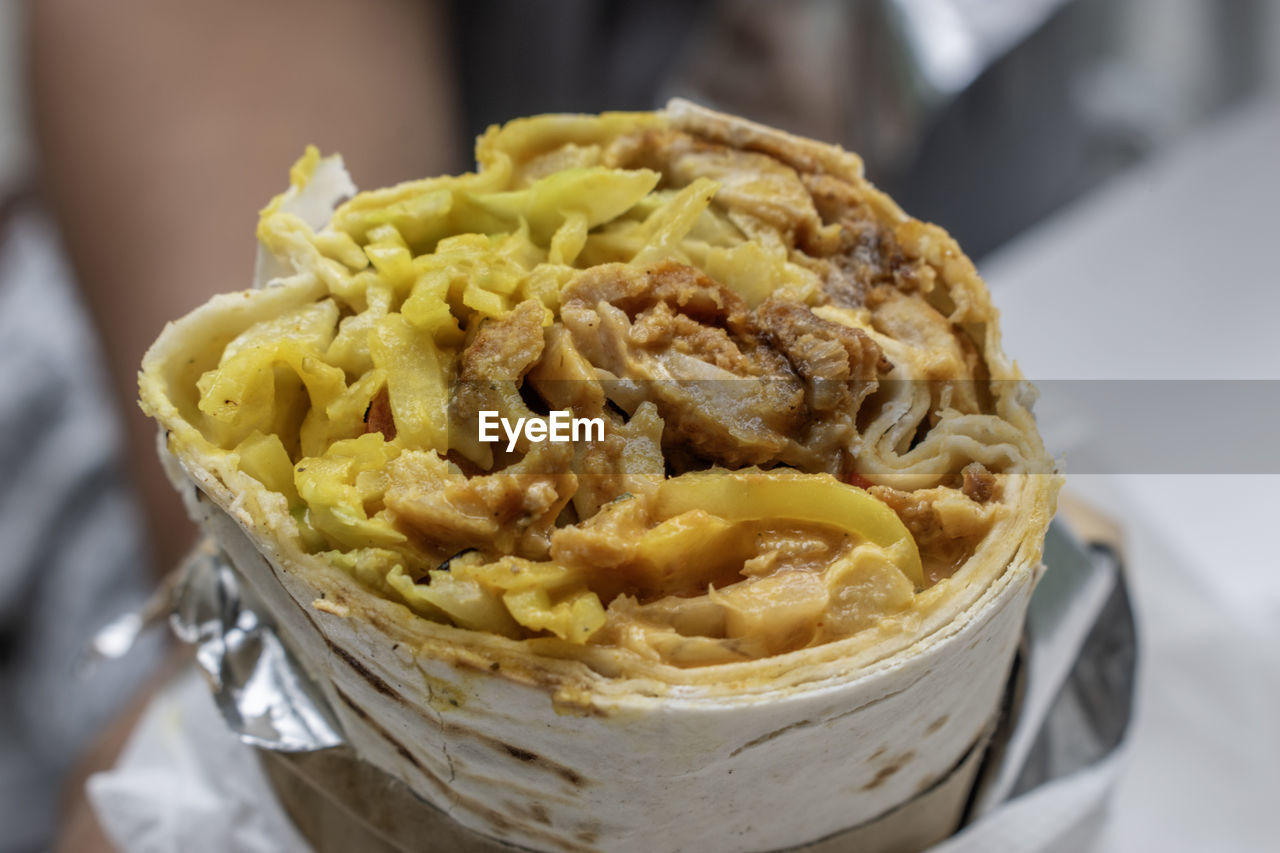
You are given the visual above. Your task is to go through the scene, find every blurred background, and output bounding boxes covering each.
[0,1,1277,851]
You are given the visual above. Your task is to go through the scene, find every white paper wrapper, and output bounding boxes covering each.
[85,667,311,853]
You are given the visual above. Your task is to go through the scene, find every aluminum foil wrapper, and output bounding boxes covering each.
[168,541,344,752]
[972,517,1136,816]
[164,517,1135,825]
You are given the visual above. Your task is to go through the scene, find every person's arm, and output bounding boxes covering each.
[29,0,461,574]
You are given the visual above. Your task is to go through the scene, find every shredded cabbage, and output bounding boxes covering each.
[178,110,1013,656]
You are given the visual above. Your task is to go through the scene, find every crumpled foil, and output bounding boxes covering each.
[970,519,1136,815]
[168,542,344,752]
[156,517,1135,815]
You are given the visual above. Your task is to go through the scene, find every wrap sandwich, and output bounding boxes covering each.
[139,100,1060,852]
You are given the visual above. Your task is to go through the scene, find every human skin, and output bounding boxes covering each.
[29,0,461,577]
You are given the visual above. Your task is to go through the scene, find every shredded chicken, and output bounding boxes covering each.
[460,298,547,382]
[606,129,821,240]
[526,325,605,417]
[869,483,1000,585]
[451,299,547,465]
[561,261,808,467]
[961,462,999,503]
[754,294,890,412]
[800,173,930,306]
[569,402,665,520]
[385,441,576,560]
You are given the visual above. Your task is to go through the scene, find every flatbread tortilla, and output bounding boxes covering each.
[139,100,1060,851]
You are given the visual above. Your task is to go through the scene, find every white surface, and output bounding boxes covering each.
[981,92,1280,850]
[87,668,309,853]
[985,94,1280,380]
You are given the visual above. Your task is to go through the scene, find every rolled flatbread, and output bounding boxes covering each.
[140,100,1059,852]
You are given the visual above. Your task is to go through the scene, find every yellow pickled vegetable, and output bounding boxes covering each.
[656,470,924,587]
